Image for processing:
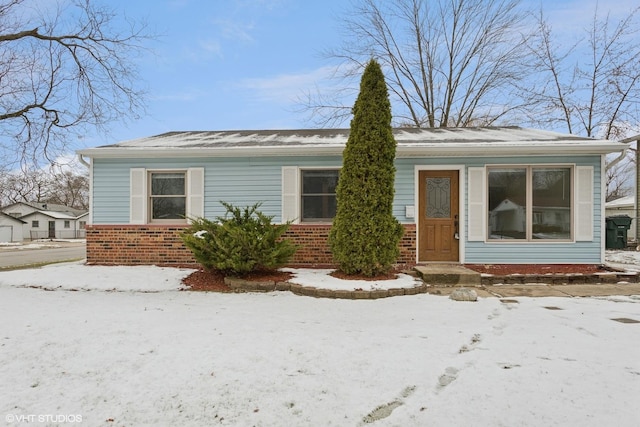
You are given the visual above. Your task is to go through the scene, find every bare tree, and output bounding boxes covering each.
[0,169,50,205]
[604,148,635,202]
[521,6,640,140]
[47,169,89,209]
[0,0,150,167]
[302,0,532,128]
[0,167,88,209]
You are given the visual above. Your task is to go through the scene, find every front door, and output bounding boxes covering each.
[418,170,459,262]
[48,221,55,239]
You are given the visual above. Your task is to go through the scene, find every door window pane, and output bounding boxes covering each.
[532,168,571,239]
[426,177,451,218]
[488,168,526,239]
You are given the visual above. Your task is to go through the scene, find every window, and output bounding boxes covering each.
[301,169,339,222]
[79,221,86,229]
[130,168,203,225]
[488,166,572,241]
[64,220,70,228]
[149,172,186,221]
[32,220,39,228]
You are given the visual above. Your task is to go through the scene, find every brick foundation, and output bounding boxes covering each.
[86,223,417,267]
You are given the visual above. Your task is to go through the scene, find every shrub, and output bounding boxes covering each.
[181,202,296,276]
[329,59,403,276]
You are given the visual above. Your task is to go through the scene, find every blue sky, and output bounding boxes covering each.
[76,0,638,151]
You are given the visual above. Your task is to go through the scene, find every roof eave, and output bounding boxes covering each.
[77,142,628,159]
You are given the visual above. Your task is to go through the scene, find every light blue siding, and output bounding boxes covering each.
[92,156,342,223]
[395,155,603,263]
[92,153,604,263]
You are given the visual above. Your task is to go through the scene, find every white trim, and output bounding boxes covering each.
[601,156,606,262]
[575,165,594,242]
[186,167,205,221]
[281,166,300,224]
[88,158,93,225]
[414,165,466,264]
[147,169,189,224]
[484,164,576,243]
[467,167,486,243]
[130,168,147,224]
[299,167,341,223]
[78,142,628,159]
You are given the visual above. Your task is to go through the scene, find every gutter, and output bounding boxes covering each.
[77,142,628,159]
[77,153,90,168]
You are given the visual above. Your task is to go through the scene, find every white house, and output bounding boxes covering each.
[0,202,88,240]
[0,212,26,242]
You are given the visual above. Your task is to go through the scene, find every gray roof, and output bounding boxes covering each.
[78,126,627,158]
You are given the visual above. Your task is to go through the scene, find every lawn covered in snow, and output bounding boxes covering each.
[0,253,639,426]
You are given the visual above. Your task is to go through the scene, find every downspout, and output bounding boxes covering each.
[620,135,640,245]
[76,153,92,226]
[604,144,628,172]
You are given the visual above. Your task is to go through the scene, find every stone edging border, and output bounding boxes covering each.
[224,276,429,299]
[480,271,640,286]
[224,269,640,299]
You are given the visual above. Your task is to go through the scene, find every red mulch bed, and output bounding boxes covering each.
[182,268,293,292]
[464,264,609,275]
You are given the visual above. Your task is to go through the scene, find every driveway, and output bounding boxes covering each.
[0,240,86,268]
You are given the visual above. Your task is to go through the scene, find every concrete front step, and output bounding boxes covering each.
[414,264,481,286]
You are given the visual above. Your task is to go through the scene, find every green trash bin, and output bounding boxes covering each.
[605,215,633,249]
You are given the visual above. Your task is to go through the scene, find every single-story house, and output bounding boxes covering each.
[76,127,628,266]
[605,196,636,240]
[1,202,88,240]
[19,210,88,240]
[0,212,26,242]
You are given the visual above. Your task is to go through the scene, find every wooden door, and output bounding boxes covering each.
[418,170,459,262]
[48,221,56,239]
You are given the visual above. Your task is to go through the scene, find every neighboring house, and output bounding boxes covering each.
[77,127,628,266]
[0,202,88,240]
[0,212,26,242]
[605,196,636,240]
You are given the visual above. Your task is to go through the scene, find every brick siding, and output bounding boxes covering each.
[86,223,417,267]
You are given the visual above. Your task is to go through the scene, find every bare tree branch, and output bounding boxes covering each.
[301,0,532,128]
[0,0,152,167]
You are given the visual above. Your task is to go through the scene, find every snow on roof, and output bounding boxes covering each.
[20,210,78,220]
[77,126,627,158]
[606,196,635,208]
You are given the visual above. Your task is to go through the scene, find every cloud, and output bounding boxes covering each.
[539,0,639,36]
[236,65,347,104]
[198,39,223,57]
[215,18,255,43]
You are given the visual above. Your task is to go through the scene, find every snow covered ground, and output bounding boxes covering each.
[0,252,639,426]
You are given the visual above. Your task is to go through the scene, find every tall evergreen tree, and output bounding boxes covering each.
[329,59,403,276]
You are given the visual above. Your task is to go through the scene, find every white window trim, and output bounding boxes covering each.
[300,167,341,223]
[485,164,581,243]
[130,167,204,224]
[282,166,341,224]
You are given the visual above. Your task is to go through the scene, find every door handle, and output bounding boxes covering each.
[454,214,459,240]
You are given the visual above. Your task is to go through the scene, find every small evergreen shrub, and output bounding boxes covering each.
[181,202,296,276]
[329,59,403,276]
